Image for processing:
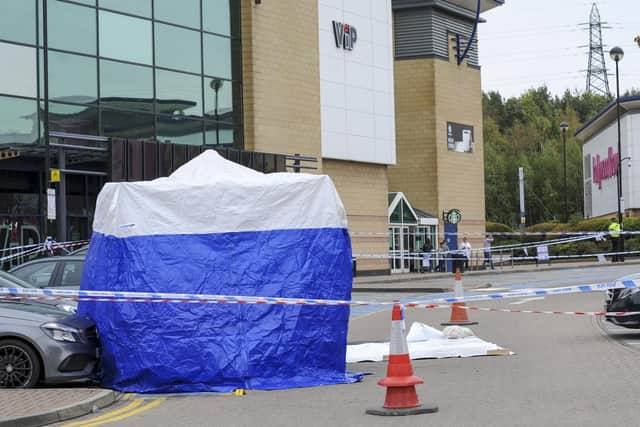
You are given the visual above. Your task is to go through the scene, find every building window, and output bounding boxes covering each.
[0,0,36,46]
[99,10,152,65]
[49,0,97,55]
[48,102,99,135]
[155,23,201,74]
[202,0,231,36]
[0,96,39,145]
[100,59,153,111]
[156,69,203,117]
[154,0,200,29]
[48,51,97,102]
[0,43,37,98]
[203,33,231,79]
[98,0,151,18]
[157,116,204,146]
[100,108,154,139]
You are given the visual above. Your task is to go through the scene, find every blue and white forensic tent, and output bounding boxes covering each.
[78,150,360,393]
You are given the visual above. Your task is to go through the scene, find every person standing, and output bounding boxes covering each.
[483,234,495,270]
[608,217,622,262]
[421,238,433,273]
[460,236,472,270]
[437,239,449,272]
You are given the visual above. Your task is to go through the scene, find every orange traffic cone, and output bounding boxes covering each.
[442,268,478,326]
[366,304,438,416]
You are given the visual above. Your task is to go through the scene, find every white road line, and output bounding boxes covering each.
[510,297,545,305]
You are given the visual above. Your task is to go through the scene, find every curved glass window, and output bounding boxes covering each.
[48,51,97,103]
[0,43,37,98]
[0,0,36,45]
[202,0,230,36]
[99,10,152,65]
[156,70,202,117]
[154,0,200,29]
[155,23,201,73]
[0,96,39,145]
[203,33,231,79]
[98,0,151,18]
[100,60,153,112]
[49,0,96,55]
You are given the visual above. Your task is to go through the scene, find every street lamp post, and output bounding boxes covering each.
[610,46,624,261]
[560,122,569,223]
[610,46,624,226]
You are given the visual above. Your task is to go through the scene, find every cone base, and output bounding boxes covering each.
[441,320,478,326]
[366,403,439,416]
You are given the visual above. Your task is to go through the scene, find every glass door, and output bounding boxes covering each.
[390,226,410,274]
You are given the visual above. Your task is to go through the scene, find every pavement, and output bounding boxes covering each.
[2,258,638,426]
[0,388,120,427]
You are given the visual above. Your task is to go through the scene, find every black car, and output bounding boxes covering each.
[605,274,640,328]
[0,300,99,387]
[9,256,85,289]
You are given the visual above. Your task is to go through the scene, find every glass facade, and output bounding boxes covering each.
[0,0,242,251]
[0,0,242,149]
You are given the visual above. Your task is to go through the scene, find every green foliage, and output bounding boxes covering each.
[485,221,514,233]
[484,87,612,227]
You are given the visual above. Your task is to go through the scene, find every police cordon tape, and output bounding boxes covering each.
[353,248,640,261]
[458,305,640,317]
[1,279,638,309]
[351,231,640,237]
[0,240,88,263]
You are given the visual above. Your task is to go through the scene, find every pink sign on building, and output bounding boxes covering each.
[592,146,619,189]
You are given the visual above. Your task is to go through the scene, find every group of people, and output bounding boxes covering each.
[420,235,495,273]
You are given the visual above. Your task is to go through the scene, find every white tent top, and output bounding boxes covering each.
[93,150,348,238]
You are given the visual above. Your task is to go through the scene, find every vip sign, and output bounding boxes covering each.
[332,21,357,50]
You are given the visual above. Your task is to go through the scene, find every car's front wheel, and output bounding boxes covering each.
[0,339,41,388]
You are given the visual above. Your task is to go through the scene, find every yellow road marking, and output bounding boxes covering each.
[61,400,145,427]
[62,398,165,427]
[78,399,166,427]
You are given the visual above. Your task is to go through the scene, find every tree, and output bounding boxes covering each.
[483,87,614,227]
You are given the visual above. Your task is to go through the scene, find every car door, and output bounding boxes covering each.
[10,261,58,289]
[56,260,85,289]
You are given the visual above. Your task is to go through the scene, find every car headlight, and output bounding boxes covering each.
[41,322,80,343]
[56,303,77,314]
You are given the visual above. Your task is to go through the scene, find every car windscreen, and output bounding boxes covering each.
[0,271,35,288]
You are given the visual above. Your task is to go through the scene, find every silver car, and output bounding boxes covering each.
[0,270,77,314]
[0,300,98,388]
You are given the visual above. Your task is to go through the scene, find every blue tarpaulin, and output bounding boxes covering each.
[78,151,361,393]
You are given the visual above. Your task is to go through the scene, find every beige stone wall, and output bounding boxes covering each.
[241,0,322,168]
[434,53,486,248]
[389,59,438,215]
[241,2,391,273]
[323,159,390,273]
[389,51,486,249]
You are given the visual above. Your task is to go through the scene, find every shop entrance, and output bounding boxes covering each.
[389,225,411,273]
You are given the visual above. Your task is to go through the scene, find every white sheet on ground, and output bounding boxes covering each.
[346,322,511,363]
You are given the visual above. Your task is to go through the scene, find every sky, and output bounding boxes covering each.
[478,0,640,99]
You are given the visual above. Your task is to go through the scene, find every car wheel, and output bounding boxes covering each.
[0,339,41,388]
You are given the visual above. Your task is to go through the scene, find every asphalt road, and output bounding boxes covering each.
[56,264,640,427]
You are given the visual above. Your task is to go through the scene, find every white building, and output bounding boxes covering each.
[576,97,640,218]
